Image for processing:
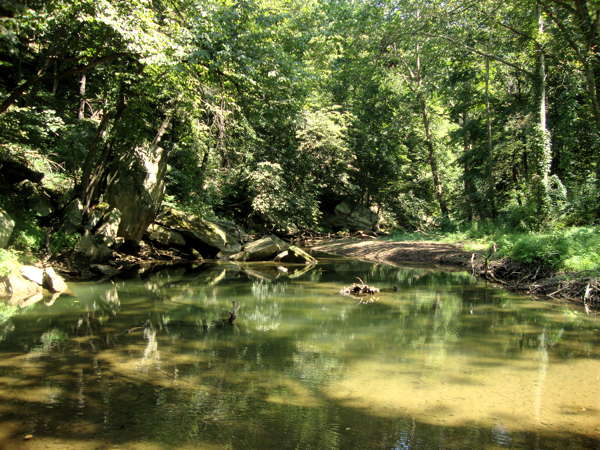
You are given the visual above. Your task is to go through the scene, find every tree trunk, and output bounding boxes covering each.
[484,56,497,218]
[414,42,448,218]
[461,112,474,221]
[419,94,448,217]
[78,73,86,120]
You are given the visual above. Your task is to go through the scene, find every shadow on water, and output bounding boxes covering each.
[0,260,598,448]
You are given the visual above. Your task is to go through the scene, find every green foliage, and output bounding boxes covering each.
[248,161,320,232]
[390,224,600,272]
[49,231,79,255]
[0,249,20,277]
[496,228,600,272]
[11,217,45,252]
[1,0,600,249]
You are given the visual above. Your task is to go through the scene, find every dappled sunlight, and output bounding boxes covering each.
[0,260,598,448]
[324,351,600,438]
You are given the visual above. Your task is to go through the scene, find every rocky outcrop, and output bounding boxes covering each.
[274,245,317,264]
[0,208,14,248]
[63,199,84,232]
[154,209,242,257]
[0,273,43,306]
[0,157,44,184]
[2,263,68,305]
[147,224,186,247]
[231,235,289,261]
[20,265,45,285]
[105,114,173,243]
[75,233,113,263]
[323,201,379,231]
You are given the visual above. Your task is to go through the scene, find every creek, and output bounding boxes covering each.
[0,259,599,449]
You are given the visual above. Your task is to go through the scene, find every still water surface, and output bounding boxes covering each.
[0,259,599,449]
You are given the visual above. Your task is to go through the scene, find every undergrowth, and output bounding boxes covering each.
[388,225,600,273]
[0,249,20,277]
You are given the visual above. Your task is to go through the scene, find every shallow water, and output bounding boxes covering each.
[0,259,599,449]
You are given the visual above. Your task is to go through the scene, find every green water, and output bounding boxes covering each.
[0,259,599,449]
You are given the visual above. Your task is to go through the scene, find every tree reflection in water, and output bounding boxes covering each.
[0,260,598,449]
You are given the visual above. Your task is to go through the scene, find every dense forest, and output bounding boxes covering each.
[0,0,599,272]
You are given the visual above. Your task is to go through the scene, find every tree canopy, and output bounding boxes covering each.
[1,0,599,240]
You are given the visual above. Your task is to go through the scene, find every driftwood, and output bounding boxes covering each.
[340,277,380,297]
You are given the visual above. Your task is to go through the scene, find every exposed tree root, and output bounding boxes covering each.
[475,258,600,310]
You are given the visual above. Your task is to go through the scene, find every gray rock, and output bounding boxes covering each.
[0,208,14,248]
[324,201,379,231]
[147,224,186,246]
[0,273,42,304]
[63,199,84,231]
[20,265,44,286]
[75,233,113,263]
[106,139,171,242]
[243,235,289,261]
[274,245,317,265]
[157,209,242,256]
[42,267,67,293]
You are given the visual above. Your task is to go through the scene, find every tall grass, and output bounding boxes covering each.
[387,225,600,272]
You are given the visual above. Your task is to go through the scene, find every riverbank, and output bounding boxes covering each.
[309,238,600,310]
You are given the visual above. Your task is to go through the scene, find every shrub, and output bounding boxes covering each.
[0,249,20,277]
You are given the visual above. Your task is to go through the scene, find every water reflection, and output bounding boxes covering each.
[0,261,598,449]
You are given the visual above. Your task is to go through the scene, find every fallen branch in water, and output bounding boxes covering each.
[340,277,380,297]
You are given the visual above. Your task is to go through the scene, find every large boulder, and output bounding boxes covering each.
[96,208,122,242]
[233,235,289,261]
[274,245,317,265]
[0,208,14,248]
[324,201,379,231]
[157,209,242,257]
[75,233,113,263]
[106,126,172,243]
[146,224,186,247]
[62,199,84,232]
[20,265,44,285]
[0,273,42,305]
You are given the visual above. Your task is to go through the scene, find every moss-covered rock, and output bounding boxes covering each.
[156,208,242,257]
[147,224,186,247]
[238,235,289,261]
